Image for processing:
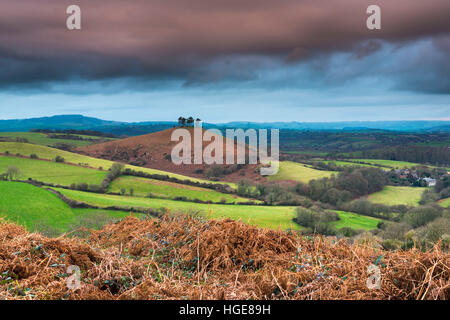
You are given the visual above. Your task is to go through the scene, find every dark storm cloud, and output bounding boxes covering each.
[0,0,449,92]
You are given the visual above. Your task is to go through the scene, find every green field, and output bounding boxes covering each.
[331,211,383,230]
[52,187,383,231]
[52,187,299,230]
[268,161,335,183]
[0,132,109,147]
[0,181,131,234]
[0,156,106,185]
[0,142,235,187]
[110,176,251,203]
[438,198,450,208]
[368,186,425,206]
[0,179,382,234]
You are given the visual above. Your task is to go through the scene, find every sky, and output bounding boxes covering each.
[0,0,449,123]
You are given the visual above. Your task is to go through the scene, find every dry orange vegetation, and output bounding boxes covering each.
[0,216,448,300]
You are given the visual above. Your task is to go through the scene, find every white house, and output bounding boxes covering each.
[423,177,436,187]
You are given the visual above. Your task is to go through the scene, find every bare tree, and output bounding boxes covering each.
[5,166,21,180]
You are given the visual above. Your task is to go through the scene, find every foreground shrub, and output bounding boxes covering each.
[0,216,448,300]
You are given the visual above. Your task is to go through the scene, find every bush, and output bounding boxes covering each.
[377,221,387,230]
[382,239,402,250]
[338,227,360,237]
[294,207,338,235]
[206,165,225,178]
[5,166,21,180]
[403,205,442,228]
[89,184,104,193]
[237,180,252,197]
[75,182,89,191]
[314,223,336,236]
[413,217,450,244]
[321,210,340,223]
[54,155,65,163]
[15,137,29,143]
[439,187,450,199]
[53,143,75,151]
[419,189,440,205]
[294,207,318,228]
[382,222,412,241]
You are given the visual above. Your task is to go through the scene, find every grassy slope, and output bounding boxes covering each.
[438,198,450,208]
[332,211,382,230]
[109,176,251,203]
[0,181,131,234]
[268,161,335,183]
[0,179,381,233]
[368,186,425,206]
[52,187,299,230]
[0,156,106,185]
[0,132,100,147]
[0,142,235,187]
[53,187,383,231]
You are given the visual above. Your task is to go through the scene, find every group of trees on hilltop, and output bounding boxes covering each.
[177,117,201,127]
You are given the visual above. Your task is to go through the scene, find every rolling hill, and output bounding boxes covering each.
[0,181,131,234]
[109,176,251,203]
[0,156,107,186]
[267,161,335,183]
[0,132,114,147]
[79,127,265,183]
[368,186,425,206]
[0,142,234,187]
[0,115,121,132]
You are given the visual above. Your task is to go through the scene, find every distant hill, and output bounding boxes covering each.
[424,125,450,132]
[218,121,450,132]
[1,115,449,134]
[0,115,121,132]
